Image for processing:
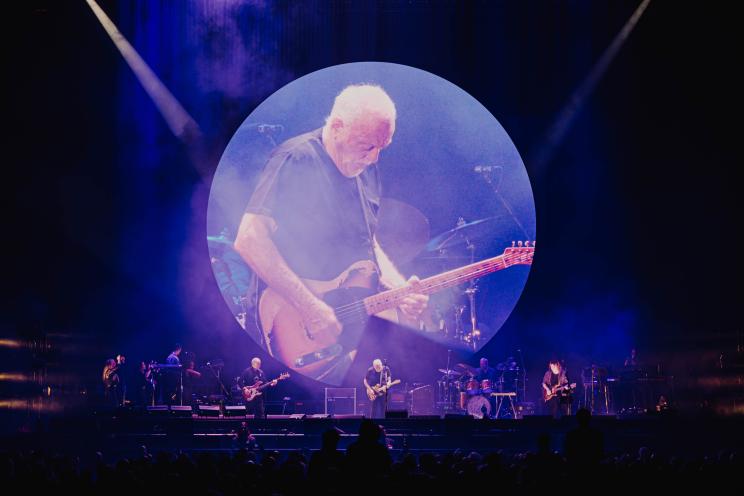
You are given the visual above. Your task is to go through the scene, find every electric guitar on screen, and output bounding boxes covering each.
[258,242,534,380]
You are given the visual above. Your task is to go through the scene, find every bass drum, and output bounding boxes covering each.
[466,395,491,419]
[465,379,480,396]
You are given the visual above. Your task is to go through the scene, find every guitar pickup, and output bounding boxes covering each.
[294,344,343,368]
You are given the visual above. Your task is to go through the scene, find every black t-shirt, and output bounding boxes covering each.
[245,128,381,280]
[366,367,384,388]
[475,367,497,382]
[543,370,567,388]
[240,367,266,387]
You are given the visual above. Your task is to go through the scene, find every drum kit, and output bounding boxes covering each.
[435,357,524,418]
[419,215,513,350]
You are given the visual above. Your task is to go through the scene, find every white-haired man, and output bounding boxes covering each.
[235,84,428,383]
[240,357,274,418]
[364,358,391,418]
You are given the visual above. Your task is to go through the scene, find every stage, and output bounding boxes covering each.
[7,411,743,460]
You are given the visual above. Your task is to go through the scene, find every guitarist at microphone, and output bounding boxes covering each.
[364,359,396,419]
[240,357,274,418]
[542,359,573,418]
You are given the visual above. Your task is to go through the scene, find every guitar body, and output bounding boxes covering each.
[367,379,401,400]
[543,383,576,403]
[242,385,262,402]
[257,243,534,381]
[259,261,397,379]
[242,372,290,402]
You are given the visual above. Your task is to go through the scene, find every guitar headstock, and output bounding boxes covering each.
[503,240,535,266]
[279,372,290,380]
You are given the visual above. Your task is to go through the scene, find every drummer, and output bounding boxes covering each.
[474,358,497,384]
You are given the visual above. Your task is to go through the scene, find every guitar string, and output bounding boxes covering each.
[332,253,531,321]
[336,253,527,313]
[331,252,532,322]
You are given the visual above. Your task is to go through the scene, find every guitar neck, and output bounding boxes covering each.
[362,251,529,315]
[256,376,285,390]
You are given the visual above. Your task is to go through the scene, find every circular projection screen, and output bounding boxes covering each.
[208,62,535,385]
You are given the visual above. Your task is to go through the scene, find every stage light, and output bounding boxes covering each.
[0,339,23,349]
[0,373,29,382]
[529,0,651,171]
[84,0,200,142]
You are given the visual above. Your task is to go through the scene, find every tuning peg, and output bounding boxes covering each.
[511,241,516,247]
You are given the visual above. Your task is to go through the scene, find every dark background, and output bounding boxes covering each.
[2,1,740,419]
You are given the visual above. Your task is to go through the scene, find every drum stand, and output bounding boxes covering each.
[441,349,458,412]
[492,392,518,419]
[463,238,480,351]
[583,367,610,414]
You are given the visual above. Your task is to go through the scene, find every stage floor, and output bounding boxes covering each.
[5,411,743,459]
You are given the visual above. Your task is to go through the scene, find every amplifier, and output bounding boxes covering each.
[325,387,357,415]
[410,384,435,415]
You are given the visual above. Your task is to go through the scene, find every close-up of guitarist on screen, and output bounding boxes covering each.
[233,84,429,384]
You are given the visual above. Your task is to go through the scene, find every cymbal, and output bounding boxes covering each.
[207,234,234,248]
[438,368,459,376]
[375,198,430,265]
[496,359,520,371]
[425,216,509,252]
[455,363,476,373]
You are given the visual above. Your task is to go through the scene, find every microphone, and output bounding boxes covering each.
[473,165,502,173]
[247,123,284,134]
[474,164,505,192]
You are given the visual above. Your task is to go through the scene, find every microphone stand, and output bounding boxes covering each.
[206,362,230,404]
[477,167,530,240]
[517,348,527,406]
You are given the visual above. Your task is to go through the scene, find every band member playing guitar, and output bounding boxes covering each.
[239,357,279,418]
[364,359,398,418]
[542,359,575,418]
[242,372,289,401]
[102,358,120,407]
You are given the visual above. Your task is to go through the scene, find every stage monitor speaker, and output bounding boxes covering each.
[444,412,472,419]
[385,409,409,419]
[224,405,246,417]
[146,405,169,416]
[198,405,221,417]
[333,413,364,419]
[170,405,193,417]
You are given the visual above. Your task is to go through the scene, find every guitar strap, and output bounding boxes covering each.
[354,167,381,275]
